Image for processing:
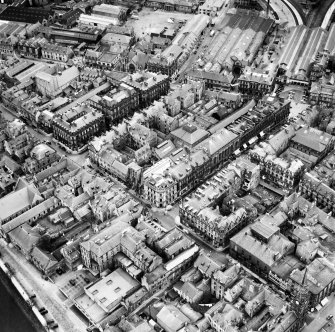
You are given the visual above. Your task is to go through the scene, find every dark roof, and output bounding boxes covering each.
[186,70,233,84]
[58,8,82,24]
[0,7,53,24]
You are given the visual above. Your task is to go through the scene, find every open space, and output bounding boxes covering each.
[125,7,193,38]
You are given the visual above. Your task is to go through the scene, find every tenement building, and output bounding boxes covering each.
[52,104,105,151]
[88,83,139,127]
[107,71,170,108]
[179,158,260,247]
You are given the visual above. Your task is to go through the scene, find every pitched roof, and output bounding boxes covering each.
[157,305,190,331]
[179,282,203,301]
[2,197,58,234]
[291,127,332,153]
[194,252,221,277]
[0,7,53,24]
[8,223,40,253]
[30,143,56,161]
[0,179,42,221]
[171,125,209,146]
[31,247,58,271]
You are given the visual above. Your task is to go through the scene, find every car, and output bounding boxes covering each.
[70,279,76,286]
[327,315,333,320]
[84,277,90,284]
[56,268,63,275]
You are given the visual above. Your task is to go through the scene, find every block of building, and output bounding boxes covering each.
[52,104,105,151]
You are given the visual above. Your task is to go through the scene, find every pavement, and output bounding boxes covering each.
[302,294,335,332]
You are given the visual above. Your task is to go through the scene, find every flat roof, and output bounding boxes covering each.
[85,268,139,312]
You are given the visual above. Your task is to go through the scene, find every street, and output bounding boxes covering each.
[302,295,335,332]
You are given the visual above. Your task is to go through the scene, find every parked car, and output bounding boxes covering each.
[70,279,76,286]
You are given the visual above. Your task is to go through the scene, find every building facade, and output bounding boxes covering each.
[52,106,105,151]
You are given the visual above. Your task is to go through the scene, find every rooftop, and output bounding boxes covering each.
[291,127,333,153]
[85,268,140,312]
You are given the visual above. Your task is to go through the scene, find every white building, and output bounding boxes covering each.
[35,66,80,98]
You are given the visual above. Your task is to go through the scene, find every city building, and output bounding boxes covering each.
[85,268,140,313]
[230,216,295,278]
[249,131,305,190]
[180,158,260,247]
[116,71,170,108]
[0,6,55,24]
[146,0,196,13]
[80,219,163,275]
[56,8,83,29]
[171,124,210,149]
[143,158,178,208]
[166,14,209,67]
[199,11,274,74]
[88,84,139,127]
[79,4,127,29]
[30,247,60,277]
[185,70,233,90]
[23,143,60,174]
[288,127,334,168]
[310,82,335,106]
[0,36,15,55]
[52,104,105,151]
[238,68,275,98]
[8,223,40,259]
[4,130,36,162]
[198,0,226,15]
[92,4,127,23]
[278,26,327,86]
[35,66,80,98]
[41,43,74,62]
[38,25,103,45]
[157,305,190,332]
[299,172,335,215]
[17,37,47,58]
[147,53,178,77]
